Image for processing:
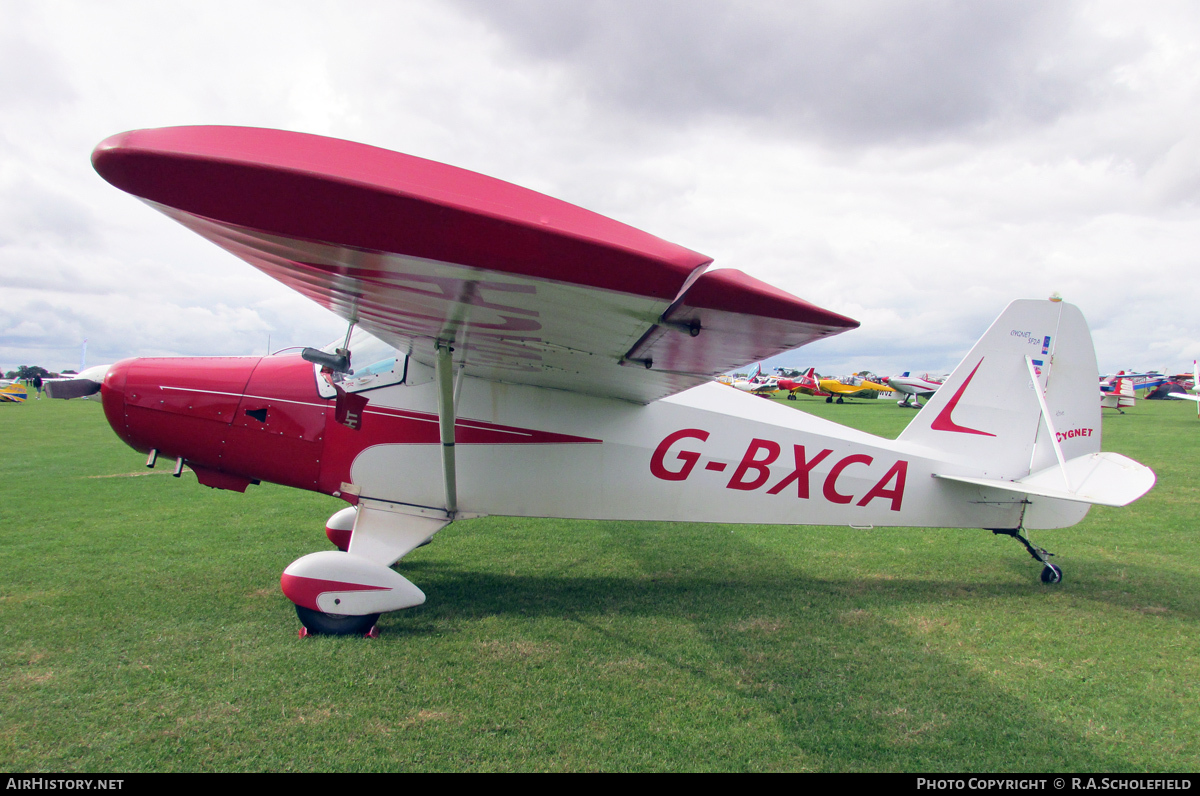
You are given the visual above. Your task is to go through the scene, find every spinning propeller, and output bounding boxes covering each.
[43,365,111,401]
[44,378,101,400]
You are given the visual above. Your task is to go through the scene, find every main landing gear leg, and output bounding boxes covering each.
[990,527,1062,584]
[283,501,451,636]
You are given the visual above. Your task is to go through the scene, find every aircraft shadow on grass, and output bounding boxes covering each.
[379,553,1162,770]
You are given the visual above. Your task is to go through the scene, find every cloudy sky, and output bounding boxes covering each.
[3,1,1199,379]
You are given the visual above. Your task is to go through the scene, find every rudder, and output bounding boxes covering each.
[898,299,1101,481]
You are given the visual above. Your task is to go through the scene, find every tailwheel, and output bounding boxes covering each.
[295,605,380,636]
[990,527,1062,585]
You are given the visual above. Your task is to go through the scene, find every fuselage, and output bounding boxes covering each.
[98,353,1084,531]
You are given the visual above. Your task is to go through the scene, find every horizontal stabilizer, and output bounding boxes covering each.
[933,452,1156,507]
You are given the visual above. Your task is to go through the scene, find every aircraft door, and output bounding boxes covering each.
[226,356,327,491]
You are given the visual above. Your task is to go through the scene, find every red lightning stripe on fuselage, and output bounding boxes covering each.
[929,359,996,437]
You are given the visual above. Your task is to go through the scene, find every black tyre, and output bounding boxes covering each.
[295,605,380,635]
[1040,564,1063,584]
[825,396,833,403]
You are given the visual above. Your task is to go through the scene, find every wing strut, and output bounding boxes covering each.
[1025,355,1071,491]
[436,341,458,517]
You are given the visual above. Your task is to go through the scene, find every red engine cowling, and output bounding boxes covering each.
[101,354,332,493]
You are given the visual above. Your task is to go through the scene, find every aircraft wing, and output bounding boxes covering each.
[92,127,858,404]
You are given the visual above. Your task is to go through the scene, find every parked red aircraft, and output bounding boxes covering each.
[775,367,830,400]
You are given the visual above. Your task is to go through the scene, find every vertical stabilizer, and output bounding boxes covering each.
[898,300,1101,482]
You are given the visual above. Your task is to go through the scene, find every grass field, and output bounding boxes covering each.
[1,393,1197,772]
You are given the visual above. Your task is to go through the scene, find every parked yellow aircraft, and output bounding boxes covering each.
[0,381,29,403]
[818,373,892,403]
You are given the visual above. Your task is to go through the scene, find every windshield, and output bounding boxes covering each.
[313,328,407,396]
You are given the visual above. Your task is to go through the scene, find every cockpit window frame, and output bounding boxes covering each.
[312,329,411,398]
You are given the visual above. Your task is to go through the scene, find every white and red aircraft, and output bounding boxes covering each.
[728,364,780,397]
[1099,371,1139,413]
[75,126,1155,635]
[886,372,945,408]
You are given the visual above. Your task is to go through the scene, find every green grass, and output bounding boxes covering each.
[1,395,1197,771]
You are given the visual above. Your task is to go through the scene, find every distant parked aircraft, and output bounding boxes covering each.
[774,367,829,401]
[0,380,28,403]
[819,373,891,404]
[1099,372,1140,413]
[1167,361,1200,418]
[886,372,945,408]
[728,364,780,397]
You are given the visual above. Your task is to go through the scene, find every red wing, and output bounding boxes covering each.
[93,126,858,403]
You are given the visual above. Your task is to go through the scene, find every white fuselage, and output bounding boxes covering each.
[347,378,1078,531]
